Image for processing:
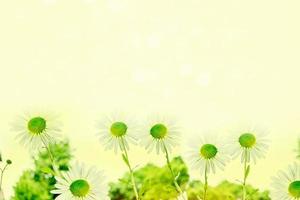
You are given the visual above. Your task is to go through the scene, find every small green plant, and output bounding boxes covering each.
[12,140,71,200]
[109,156,189,200]
[0,152,12,200]
[187,180,270,200]
[12,170,51,200]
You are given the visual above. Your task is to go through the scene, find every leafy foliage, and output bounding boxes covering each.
[187,180,270,200]
[12,141,72,200]
[109,156,270,200]
[11,170,51,200]
[109,156,189,200]
[11,142,271,200]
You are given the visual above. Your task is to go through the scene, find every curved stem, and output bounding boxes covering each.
[0,164,8,200]
[203,161,208,200]
[120,138,140,200]
[162,142,185,200]
[0,164,8,191]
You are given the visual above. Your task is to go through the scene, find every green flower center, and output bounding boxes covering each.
[110,122,128,137]
[150,124,168,139]
[200,144,218,159]
[27,117,47,134]
[289,181,300,198]
[239,133,256,148]
[70,179,90,197]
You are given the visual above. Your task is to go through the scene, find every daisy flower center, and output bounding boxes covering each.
[200,144,218,159]
[70,179,90,197]
[289,181,300,198]
[150,124,168,139]
[239,133,256,148]
[27,117,47,134]
[110,122,128,137]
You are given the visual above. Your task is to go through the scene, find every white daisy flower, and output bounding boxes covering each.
[228,126,269,164]
[227,125,269,200]
[187,135,229,174]
[186,134,229,200]
[12,111,61,150]
[97,113,140,199]
[141,116,180,154]
[96,114,137,154]
[271,163,300,200]
[141,116,185,199]
[51,162,106,200]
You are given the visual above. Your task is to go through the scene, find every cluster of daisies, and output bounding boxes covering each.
[9,111,300,200]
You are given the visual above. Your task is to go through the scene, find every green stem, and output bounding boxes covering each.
[0,188,4,200]
[120,138,140,200]
[162,142,185,200]
[203,161,208,200]
[0,164,8,200]
[0,164,8,191]
[242,151,249,200]
[41,139,60,177]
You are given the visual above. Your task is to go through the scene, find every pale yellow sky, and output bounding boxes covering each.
[1,0,300,198]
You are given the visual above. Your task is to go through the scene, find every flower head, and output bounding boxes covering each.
[187,135,229,174]
[141,116,180,154]
[271,163,300,200]
[12,112,61,149]
[52,162,106,200]
[228,126,269,164]
[97,114,137,154]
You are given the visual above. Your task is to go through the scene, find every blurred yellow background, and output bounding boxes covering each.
[1,0,300,197]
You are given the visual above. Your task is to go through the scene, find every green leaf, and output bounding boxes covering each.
[245,165,250,179]
[122,153,129,166]
[40,167,55,175]
[175,172,181,181]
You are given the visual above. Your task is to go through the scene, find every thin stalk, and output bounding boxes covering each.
[41,139,60,177]
[0,164,8,200]
[0,164,8,191]
[0,188,4,200]
[242,159,247,200]
[120,138,140,200]
[162,142,186,200]
[203,161,208,200]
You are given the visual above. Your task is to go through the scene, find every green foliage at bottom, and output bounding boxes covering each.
[11,141,271,200]
[11,170,51,200]
[187,180,270,200]
[12,141,72,200]
[109,156,189,200]
[109,156,270,200]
